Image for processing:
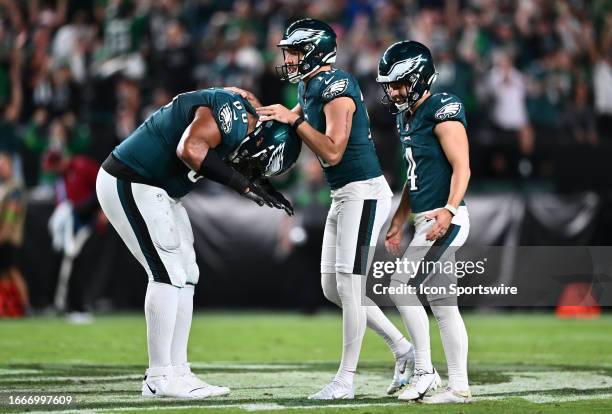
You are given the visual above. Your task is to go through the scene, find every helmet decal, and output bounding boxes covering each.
[264,142,286,176]
[282,28,326,45]
[386,54,428,81]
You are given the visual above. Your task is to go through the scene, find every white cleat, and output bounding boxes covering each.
[308,381,355,400]
[386,346,415,395]
[420,387,472,404]
[141,365,230,399]
[173,363,230,398]
[397,368,441,401]
[141,367,171,398]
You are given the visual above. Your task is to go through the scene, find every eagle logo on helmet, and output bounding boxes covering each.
[218,103,233,134]
[322,79,348,100]
[435,102,462,120]
[283,28,326,45]
[265,142,286,176]
[388,54,428,81]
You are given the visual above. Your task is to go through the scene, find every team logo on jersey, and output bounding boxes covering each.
[265,142,286,176]
[435,102,462,120]
[218,103,233,134]
[322,78,348,100]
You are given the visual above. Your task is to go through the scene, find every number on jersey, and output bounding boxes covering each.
[405,148,418,190]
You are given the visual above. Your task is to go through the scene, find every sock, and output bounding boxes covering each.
[395,305,432,372]
[322,273,412,360]
[365,306,412,359]
[171,284,194,367]
[431,305,469,390]
[145,282,179,370]
[334,272,366,387]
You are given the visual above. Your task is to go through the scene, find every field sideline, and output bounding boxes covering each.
[0,312,611,413]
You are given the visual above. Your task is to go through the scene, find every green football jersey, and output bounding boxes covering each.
[396,92,467,213]
[112,88,255,198]
[297,69,383,190]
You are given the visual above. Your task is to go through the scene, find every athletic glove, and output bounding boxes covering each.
[255,178,294,216]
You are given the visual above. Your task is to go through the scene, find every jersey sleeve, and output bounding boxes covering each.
[429,94,467,129]
[319,74,358,105]
[210,91,249,158]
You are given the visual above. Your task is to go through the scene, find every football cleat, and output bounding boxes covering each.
[420,387,472,404]
[141,367,171,398]
[173,363,230,398]
[308,381,355,400]
[387,346,415,395]
[397,368,441,401]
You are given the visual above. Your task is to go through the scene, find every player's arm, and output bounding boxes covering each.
[257,97,355,166]
[436,121,470,209]
[424,121,470,241]
[176,107,278,208]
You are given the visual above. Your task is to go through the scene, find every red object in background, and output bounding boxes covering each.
[556,283,601,319]
[0,278,24,318]
[63,155,100,205]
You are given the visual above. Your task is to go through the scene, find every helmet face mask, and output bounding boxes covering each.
[276,19,337,83]
[376,41,438,114]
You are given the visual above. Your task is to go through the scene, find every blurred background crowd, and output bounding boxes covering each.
[1,0,611,317]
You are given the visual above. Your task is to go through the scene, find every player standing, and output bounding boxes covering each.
[376,41,472,403]
[96,87,294,398]
[253,19,415,399]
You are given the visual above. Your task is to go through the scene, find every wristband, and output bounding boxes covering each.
[199,150,250,193]
[444,203,458,216]
[291,116,305,130]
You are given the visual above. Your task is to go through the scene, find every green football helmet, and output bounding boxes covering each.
[376,40,438,113]
[276,18,337,83]
[229,121,302,178]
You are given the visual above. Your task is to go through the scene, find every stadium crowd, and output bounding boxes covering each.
[0,0,611,315]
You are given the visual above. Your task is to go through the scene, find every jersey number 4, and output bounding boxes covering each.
[405,148,418,190]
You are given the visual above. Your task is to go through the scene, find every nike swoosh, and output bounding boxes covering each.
[146,383,156,394]
[324,76,335,85]
[399,361,407,374]
[441,97,452,103]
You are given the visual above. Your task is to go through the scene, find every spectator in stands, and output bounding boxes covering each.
[0,151,29,314]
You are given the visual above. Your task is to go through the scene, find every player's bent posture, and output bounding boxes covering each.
[252,19,415,399]
[96,88,294,399]
[376,41,472,404]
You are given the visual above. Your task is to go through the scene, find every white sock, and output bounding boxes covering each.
[322,273,411,360]
[395,305,432,372]
[365,306,412,359]
[431,305,469,390]
[334,272,366,387]
[171,284,194,367]
[144,282,179,369]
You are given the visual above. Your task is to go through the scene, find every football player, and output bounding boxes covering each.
[96,87,295,398]
[247,18,416,399]
[376,41,472,404]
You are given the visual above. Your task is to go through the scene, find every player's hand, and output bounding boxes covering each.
[425,208,453,241]
[241,183,275,207]
[385,219,404,255]
[256,178,294,216]
[256,104,300,125]
[224,87,262,108]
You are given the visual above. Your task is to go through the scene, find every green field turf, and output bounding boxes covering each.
[0,312,611,413]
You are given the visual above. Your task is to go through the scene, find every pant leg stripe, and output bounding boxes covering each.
[353,199,377,275]
[116,179,171,285]
[409,223,461,288]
